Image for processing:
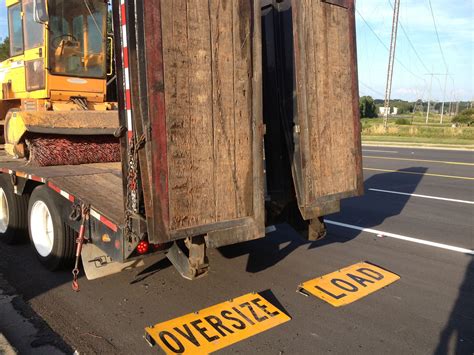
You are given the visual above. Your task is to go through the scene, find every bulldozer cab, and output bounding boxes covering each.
[1,0,118,163]
[1,0,109,101]
[47,0,107,79]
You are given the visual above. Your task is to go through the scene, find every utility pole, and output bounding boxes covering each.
[440,72,448,124]
[383,0,400,129]
[426,74,433,124]
[425,72,446,123]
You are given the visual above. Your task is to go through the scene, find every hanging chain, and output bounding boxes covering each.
[124,134,146,242]
[71,203,90,292]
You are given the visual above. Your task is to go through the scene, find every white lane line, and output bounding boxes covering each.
[362,149,398,154]
[368,188,474,205]
[363,155,474,166]
[324,219,474,255]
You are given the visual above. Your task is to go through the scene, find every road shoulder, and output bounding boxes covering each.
[0,272,73,355]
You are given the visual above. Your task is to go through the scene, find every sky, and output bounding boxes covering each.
[356,0,473,102]
[0,0,472,102]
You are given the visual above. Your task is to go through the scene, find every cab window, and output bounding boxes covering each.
[48,0,107,78]
[23,0,44,50]
[8,3,24,56]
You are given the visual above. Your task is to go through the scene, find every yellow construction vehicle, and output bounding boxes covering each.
[0,0,118,162]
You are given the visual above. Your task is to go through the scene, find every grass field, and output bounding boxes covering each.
[361,114,474,145]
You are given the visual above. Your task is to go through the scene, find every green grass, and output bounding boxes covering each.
[360,114,474,146]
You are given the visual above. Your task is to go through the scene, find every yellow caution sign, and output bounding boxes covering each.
[298,262,400,307]
[145,293,291,354]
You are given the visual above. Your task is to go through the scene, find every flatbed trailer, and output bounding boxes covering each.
[0,0,363,283]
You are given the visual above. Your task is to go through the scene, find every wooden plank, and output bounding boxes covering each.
[142,0,170,240]
[186,0,215,226]
[162,0,256,230]
[51,173,124,224]
[151,1,262,233]
[251,0,265,238]
[232,0,254,217]
[0,160,121,178]
[291,0,309,203]
[304,0,319,204]
[293,0,360,209]
[162,0,193,229]
[210,0,238,221]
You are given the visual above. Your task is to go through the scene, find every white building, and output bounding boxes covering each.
[379,107,398,116]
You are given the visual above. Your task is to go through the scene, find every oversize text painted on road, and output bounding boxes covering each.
[299,262,400,307]
[145,293,290,354]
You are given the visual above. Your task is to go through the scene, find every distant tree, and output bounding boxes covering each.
[452,108,474,126]
[359,96,378,118]
[0,37,10,62]
[396,101,414,114]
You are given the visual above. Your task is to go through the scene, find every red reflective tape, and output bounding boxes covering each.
[30,175,43,182]
[121,4,126,25]
[48,182,74,202]
[100,216,118,233]
[48,182,61,194]
[123,46,129,68]
[127,131,133,140]
[125,90,131,109]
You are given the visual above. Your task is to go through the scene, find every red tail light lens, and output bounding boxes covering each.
[136,240,149,254]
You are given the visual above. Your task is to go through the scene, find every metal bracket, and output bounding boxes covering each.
[166,236,209,280]
[82,243,145,280]
[307,217,327,241]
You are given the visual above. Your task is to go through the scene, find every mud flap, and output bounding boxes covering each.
[81,243,145,280]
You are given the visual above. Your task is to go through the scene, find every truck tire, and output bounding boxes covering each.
[28,185,76,270]
[0,174,29,244]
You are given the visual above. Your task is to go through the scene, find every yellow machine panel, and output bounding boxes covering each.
[0,0,117,161]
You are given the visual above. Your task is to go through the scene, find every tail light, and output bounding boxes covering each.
[136,240,149,255]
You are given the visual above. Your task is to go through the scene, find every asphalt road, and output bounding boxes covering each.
[0,145,473,354]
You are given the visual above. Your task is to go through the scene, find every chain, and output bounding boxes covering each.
[124,133,146,242]
[72,203,90,292]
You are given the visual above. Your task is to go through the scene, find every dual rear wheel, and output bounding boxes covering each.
[0,176,75,270]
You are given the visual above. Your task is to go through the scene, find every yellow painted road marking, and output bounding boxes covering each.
[298,262,400,307]
[145,293,290,354]
[364,168,474,180]
[363,155,474,166]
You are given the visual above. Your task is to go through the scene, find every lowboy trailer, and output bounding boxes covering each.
[0,0,362,285]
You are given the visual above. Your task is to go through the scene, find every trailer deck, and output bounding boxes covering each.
[0,150,124,230]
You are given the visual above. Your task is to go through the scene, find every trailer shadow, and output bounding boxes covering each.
[129,257,172,284]
[219,167,427,273]
[435,255,474,354]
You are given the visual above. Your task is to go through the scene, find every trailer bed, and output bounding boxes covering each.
[0,150,124,226]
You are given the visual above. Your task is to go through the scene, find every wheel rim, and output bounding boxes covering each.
[0,188,9,234]
[30,200,54,257]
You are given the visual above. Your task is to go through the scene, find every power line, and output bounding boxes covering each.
[387,0,430,73]
[359,81,385,97]
[427,0,448,70]
[356,8,426,82]
[427,0,450,122]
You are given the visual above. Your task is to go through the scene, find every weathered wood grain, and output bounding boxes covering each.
[293,0,360,208]
[161,0,256,230]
